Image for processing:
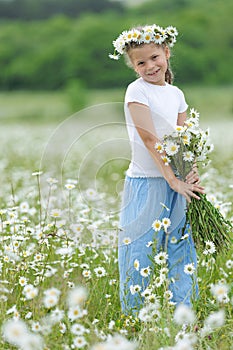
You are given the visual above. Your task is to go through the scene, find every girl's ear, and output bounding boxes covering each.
[165,46,171,60]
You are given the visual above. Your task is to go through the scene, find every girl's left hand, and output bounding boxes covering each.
[185,163,200,184]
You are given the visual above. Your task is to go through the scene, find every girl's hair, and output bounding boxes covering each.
[124,41,174,85]
[165,58,174,85]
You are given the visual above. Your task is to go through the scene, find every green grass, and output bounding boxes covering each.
[0,87,232,349]
[0,85,232,124]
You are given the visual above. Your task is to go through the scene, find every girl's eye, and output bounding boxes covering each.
[153,55,158,60]
[138,61,144,66]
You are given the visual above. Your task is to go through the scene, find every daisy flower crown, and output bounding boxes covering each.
[109,24,178,60]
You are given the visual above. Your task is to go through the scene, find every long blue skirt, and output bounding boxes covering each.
[118,176,198,314]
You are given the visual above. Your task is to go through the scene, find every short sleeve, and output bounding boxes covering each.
[177,88,188,113]
[125,80,149,106]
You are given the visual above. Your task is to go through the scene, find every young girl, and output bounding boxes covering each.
[109,24,205,314]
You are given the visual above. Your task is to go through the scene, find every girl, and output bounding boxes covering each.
[109,24,204,314]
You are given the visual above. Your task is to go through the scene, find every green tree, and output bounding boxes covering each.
[0,0,124,20]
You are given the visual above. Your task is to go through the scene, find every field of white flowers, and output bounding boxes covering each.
[0,103,232,350]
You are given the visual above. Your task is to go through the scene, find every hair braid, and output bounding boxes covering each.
[165,59,174,84]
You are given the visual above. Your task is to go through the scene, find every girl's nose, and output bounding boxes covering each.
[146,60,154,70]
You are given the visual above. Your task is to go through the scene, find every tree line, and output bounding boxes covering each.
[0,0,124,20]
[0,0,232,90]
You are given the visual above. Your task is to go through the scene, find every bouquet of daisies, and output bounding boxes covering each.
[155,108,231,252]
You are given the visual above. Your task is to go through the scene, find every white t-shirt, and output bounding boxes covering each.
[124,77,188,177]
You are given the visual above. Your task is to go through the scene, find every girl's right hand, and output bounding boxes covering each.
[169,178,205,203]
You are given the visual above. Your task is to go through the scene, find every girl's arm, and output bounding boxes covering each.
[177,110,187,126]
[128,102,204,202]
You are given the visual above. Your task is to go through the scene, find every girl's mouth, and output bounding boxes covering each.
[147,68,160,76]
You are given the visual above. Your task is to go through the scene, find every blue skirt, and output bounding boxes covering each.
[118,176,198,314]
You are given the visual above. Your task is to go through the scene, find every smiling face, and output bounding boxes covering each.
[128,43,170,86]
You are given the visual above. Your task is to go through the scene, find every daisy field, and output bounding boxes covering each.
[0,101,232,350]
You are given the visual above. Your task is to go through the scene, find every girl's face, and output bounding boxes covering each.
[129,43,170,86]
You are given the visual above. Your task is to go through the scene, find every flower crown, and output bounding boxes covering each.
[109,24,178,60]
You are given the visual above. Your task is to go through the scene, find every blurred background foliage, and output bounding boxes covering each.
[0,0,232,91]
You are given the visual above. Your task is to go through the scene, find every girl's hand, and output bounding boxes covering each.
[185,163,200,184]
[170,178,205,203]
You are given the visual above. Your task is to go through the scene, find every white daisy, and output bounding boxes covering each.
[146,241,153,247]
[160,267,169,276]
[23,284,38,300]
[165,141,180,156]
[67,286,88,307]
[19,201,29,213]
[226,260,233,269]
[113,37,125,54]
[43,294,59,309]
[170,236,178,244]
[154,251,168,265]
[142,31,153,43]
[204,310,225,329]
[141,287,152,298]
[50,308,65,323]
[138,303,161,323]
[24,287,38,300]
[181,233,189,240]
[138,307,154,322]
[82,269,91,279]
[140,266,151,277]
[175,125,185,133]
[2,319,29,347]
[108,320,115,330]
[94,266,107,277]
[164,290,173,300]
[124,30,135,42]
[154,32,166,44]
[189,108,200,119]
[65,183,75,190]
[71,323,88,335]
[131,29,141,41]
[19,276,27,286]
[133,259,140,271]
[72,335,88,348]
[162,217,171,230]
[108,53,120,60]
[122,237,131,245]
[59,322,67,334]
[152,219,162,232]
[46,177,58,185]
[68,306,84,321]
[173,304,195,325]
[19,333,44,350]
[182,133,191,145]
[145,293,158,304]
[31,321,41,333]
[130,284,142,295]
[80,263,89,269]
[184,263,196,275]
[183,151,194,162]
[103,334,138,349]
[44,288,61,297]
[203,241,216,255]
[154,275,165,287]
[86,188,98,200]
[154,142,164,153]
[70,223,84,234]
[210,282,229,302]
[161,155,171,166]
[166,26,178,36]
[50,209,62,218]
[144,25,154,33]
